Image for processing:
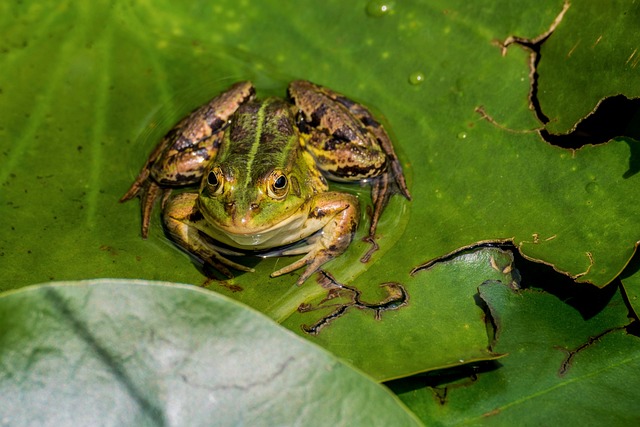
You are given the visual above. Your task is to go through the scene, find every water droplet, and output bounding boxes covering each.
[585,181,599,194]
[408,71,425,85]
[457,132,468,139]
[366,1,394,17]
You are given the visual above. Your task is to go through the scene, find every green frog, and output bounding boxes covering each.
[121,80,410,285]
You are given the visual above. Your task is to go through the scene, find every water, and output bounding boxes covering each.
[366,1,394,17]
[408,71,425,85]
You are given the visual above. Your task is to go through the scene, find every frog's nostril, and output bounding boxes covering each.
[250,203,259,210]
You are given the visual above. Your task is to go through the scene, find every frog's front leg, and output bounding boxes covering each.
[271,192,359,285]
[289,80,411,256]
[121,81,256,238]
[320,85,412,250]
[162,192,254,278]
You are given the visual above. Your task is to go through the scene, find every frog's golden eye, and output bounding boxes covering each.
[268,171,289,199]
[206,168,224,195]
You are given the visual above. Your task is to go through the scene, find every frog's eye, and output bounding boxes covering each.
[207,172,217,186]
[206,168,224,195]
[268,171,289,199]
[274,175,287,189]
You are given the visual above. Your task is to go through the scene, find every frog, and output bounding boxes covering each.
[120,80,411,285]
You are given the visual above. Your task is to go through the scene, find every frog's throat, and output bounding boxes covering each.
[202,208,311,249]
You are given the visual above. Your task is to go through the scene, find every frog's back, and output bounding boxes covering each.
[220,98,302,184]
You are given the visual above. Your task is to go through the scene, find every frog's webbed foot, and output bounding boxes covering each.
[120,173,169,239]
[270,252,329,286]
[270,194,359,285]
[271,239,348,286]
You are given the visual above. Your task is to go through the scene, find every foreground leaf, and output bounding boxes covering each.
[392,281,639,425]
[0,280,421,426]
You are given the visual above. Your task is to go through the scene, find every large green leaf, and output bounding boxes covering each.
[1,0,639,386]
[2,1,639,423]
[0,280,422,426]
[392,281,640,425]
[0,1,638,288]
[2,0,638,294]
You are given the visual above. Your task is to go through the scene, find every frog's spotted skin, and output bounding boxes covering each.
[121,80,410,284]
[120,81,256,237]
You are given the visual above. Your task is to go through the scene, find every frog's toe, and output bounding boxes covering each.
[119,176,146,203]
[207,255,254,277]
[120,177,164,239]
[270,256,309,282]
[270,253,328,285]
[139,183,163,239]
[232,263,255,273]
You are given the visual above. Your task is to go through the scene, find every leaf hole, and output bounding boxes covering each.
[540,95,640,149]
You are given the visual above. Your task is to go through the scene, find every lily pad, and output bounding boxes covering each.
[1,0,639,385]
[1,1,639,423]
[2,0,638,297]
[392,281,640,425]
[0,280,422,426]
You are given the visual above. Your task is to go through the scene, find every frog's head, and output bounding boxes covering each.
[196,97,325,244]
[197,161,311,237]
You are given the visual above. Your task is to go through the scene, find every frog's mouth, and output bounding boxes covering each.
[206,210,312,250]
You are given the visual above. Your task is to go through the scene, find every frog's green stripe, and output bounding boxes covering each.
[243,99,298,188]
[243,102,265,189]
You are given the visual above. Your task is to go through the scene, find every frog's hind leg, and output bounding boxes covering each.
[290,80,411,200]
[120,175,167,239]
[291,80,411,259]
[359,176,389,262]
[141,182,171,239]
[163,193,254,278]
